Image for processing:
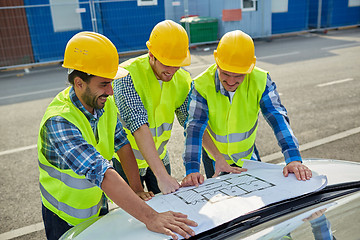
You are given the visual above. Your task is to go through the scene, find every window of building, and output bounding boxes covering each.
[137,0,158,6]
[241,0,257,11]
[348,0,360,7]
[272,0,288,13]
[50,0,83,32]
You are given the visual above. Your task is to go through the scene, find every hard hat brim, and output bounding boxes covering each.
[63,64,129,80]
[214,50,256,74]
[146,41,191,67]
[114,66,129,79]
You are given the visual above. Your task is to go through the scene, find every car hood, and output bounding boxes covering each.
[60,159,360,240]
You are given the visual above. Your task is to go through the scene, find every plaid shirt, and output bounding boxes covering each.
[112,73,189,172]
[113,74,188,133]
[183,70,301,174]
[40,87,129,188]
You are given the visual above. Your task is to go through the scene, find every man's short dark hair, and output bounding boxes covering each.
[68,70,94,85]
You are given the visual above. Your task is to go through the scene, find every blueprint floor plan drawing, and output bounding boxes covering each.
[174,174,275,205]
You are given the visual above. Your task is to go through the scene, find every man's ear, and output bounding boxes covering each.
[148,51,155,61]
[74,76,84,90]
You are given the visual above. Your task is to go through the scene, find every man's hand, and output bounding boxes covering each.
[181,172,204,187]
[102,169,194,239]
[283,161,312,181]
[157,175,180,194]
[145,211,198,240]
[136,191,155,201]
[213,160,247,177]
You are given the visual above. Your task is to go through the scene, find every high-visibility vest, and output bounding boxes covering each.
[194,64,267,166]
[120,54,191,168]
[37,87,118,226]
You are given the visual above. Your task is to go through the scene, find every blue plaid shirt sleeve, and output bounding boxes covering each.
[260,74,302,164]
[42,116,112,188]
[113,74,148,133]
[114,118,130,152]
[183,82,209,175]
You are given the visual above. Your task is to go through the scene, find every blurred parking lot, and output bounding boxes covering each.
[0,27,359,240]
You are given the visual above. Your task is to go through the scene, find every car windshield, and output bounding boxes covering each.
[193,183,360,240]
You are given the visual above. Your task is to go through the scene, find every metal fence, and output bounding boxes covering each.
[1,0,359,70]
[0,0,166,69]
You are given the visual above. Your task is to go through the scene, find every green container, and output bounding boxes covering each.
[180,16,218,44]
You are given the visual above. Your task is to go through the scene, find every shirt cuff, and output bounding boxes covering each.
[114,139,130,153]
[185,163,201,175]
[129,120,149,134]
[283,148,302,165]
[92,159,113,188]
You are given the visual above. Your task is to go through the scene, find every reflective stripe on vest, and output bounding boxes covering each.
[195,64,267,166]
[121,54,191,168]
[132,139,169,160]
[39,183,102,220]
[149,122,173,138]
[38,87,117,226]
[39,160,94,189]
[207,119,258,143]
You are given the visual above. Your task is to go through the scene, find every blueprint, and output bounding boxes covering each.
[75,160,328,240]
[174,173,275,205]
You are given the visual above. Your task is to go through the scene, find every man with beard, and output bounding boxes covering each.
[112,20,192,194]
[38,31,197,240]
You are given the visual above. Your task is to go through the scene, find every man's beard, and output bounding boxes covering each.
[82,86,108,110]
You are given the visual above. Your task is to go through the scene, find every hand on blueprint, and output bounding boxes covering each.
[146,211,198,240]
[283,161,312,181]
[213,159,248,177]
[158,174,180,194]
[136,190,155,201]
[181,172,204,187]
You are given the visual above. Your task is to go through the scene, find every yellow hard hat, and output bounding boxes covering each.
[214,30,256,74]
[62,31,128,79]
[146,20,191,67]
